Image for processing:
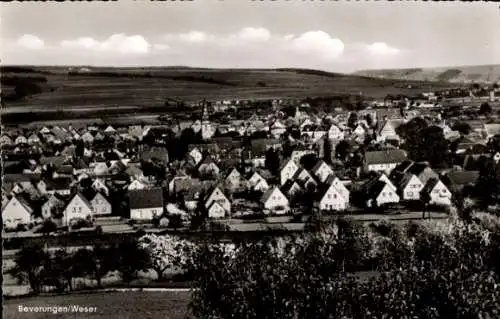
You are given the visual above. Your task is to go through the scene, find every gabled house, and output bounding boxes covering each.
[260,187,289,214]
[62,192,94,227]
[224,168,246,190]
[364,150,407,174]
[129,188,164,220]
[421,178,452,206]
[327,176,350,201]
[2,195,33,229]
[104,125,116,134]
[397,174,424,201]
[207,202,226,219]
[248,172,270,192]
[81,132,94,144]
[1,135,13,146]
[281,180,303,202]
[15,135,28,145]
[198,156,220,179]
[377,119,404,142]
[90,192,112,216]
[312,160,334,184]
[40,126,51,135]
[279,158,300,185]
[204,186,231,216]
[366,181,400,208]
[41,194,66,220]
[27,133,41,145]
[128,179,147,191]
[270,121,286,138]
[316,182,349,211]
[327,124,344,141]
[187,147,204,167]
[352,124,367,139]
[91,179,109,196]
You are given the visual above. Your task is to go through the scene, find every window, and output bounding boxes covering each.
[78,207,82,213]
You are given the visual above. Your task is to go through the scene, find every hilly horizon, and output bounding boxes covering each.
[353,64,500,84]
[1,65,460,111]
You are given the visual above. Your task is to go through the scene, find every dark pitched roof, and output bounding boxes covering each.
[365,180,389,198]
[45,177,73,190]
[365,150,407,165]
[421,178,441,194]
[39,156,67,168]
[4,173,42,183]
[140,146,169,163]
[129,188,164,209]
[445,171,480,186]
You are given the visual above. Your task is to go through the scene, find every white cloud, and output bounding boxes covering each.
[234,27,271,42]
[60,34,151,54]
[178,31,209,43]
[367,42,400,55]
[17,34,45,50]
[288,31,345,60]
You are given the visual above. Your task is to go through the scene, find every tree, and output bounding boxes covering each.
[397,118,449,167]
[365,113,373,128]
[43,249,76,292]
[36,219,58,235]
[452,122,472,135]
[347,112,358,129]
[335,140,353,162]
[480,102,492,115]
[73,245,116,288]
[8,244,50,294]
[168,214,184,230]
[265,148,281,175]
[476,159,500,206]
[299,153,318,171]
[323,137,333,164]
[138,234,195,281]
[116,240,150,283]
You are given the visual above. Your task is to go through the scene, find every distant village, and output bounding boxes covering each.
[2,83,500,235]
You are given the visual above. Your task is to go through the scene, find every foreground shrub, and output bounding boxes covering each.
[190,217,500,319]
[138,234,196,281]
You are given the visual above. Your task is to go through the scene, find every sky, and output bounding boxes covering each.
[1,1,499,73]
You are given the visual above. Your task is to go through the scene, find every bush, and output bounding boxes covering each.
[190,217,500,319]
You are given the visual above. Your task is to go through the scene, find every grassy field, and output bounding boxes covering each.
[354,64,500,83]
[2,66,455,110]
[3,291,192,319]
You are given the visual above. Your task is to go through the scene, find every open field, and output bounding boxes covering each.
[2,66,455,110]
[354,64,500,84]
[3,291,192,319]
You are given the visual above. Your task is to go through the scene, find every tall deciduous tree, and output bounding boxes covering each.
[8,244,49,294]
[138,234,195,281]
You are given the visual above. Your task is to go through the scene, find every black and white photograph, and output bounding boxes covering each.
[2,1,500,318]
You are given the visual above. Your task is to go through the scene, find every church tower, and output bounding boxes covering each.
[201,99,213,140]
